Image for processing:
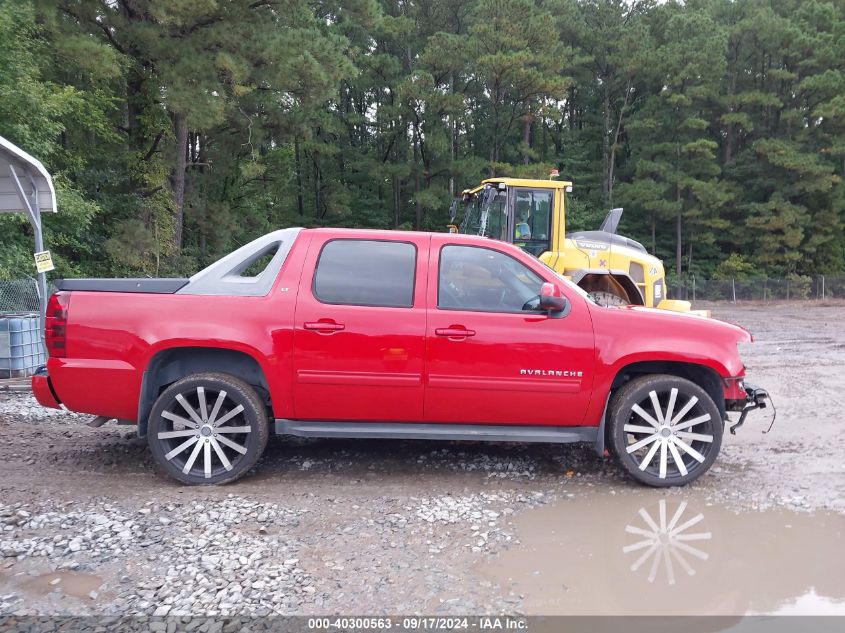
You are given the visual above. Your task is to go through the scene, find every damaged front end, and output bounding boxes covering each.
[726,382,774,435]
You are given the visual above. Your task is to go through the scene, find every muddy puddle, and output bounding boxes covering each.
[479,491,845,615]
[15,571,102,600]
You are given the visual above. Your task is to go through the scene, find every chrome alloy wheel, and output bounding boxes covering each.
[156,386,252,479]
[622,387,717,481]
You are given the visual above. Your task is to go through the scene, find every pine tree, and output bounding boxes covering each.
[618,4,727,286]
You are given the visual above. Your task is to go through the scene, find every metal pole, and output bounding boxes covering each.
[9,165,49,356]
[34,217,48,353]
[30,178,48,356]
[822,275,825,300]
[732,277,736,303]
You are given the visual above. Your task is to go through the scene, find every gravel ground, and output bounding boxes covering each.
[0,302,843,616]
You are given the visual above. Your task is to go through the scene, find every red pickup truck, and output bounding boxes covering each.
[32,228,768,487]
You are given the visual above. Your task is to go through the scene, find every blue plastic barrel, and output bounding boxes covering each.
[0,313,46,378]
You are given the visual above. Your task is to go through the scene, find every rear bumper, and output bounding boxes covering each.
[31,366,61,409]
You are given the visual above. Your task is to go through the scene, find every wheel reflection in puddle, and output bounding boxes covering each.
[476,491,845,615]
[623,499,711,585]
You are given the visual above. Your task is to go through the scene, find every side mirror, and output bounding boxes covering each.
[539,282,567,313]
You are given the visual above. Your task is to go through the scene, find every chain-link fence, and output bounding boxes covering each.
[0,278,41,314]
[672,276,845,302]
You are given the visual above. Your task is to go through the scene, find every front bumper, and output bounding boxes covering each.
[31,366,61,409]
[727,382,772,434]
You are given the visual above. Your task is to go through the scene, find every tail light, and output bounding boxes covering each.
[45,291,70,358]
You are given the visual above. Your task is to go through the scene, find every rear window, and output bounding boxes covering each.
[313,239,417,308]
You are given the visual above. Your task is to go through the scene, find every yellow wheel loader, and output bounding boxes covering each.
[448,178,692,311]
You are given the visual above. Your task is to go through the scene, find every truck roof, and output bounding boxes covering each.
[306,226,497,244]
[179,227,526,298]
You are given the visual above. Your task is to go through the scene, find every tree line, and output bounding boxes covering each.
[1,0,843,284]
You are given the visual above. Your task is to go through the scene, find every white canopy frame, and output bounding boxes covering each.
[0,135,57,351]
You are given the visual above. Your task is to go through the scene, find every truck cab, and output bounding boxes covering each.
[451,178,672,308]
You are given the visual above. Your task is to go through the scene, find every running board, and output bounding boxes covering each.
[274,419,598,444]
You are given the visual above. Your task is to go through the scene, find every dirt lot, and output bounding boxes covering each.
[0,303,844,617]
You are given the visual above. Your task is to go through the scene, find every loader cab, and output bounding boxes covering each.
[448,177,675,310]
[454,178,571,259]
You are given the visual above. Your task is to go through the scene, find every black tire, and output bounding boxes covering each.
[579,276,632,307]
[590,290,630,307]
[609,374,723,487]
[147,372,269,485]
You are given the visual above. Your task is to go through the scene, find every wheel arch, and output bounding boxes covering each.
[602,360,726,448]
[571,269,644,306]
[137,346,272,437]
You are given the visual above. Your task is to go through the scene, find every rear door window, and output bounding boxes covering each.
[314,239,417,308]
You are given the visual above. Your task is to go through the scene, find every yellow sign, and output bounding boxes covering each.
[34,250,55,274]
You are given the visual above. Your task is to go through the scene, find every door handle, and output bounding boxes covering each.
[304,321,345,333]
[435,327,476,338]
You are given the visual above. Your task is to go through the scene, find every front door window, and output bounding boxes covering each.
[438,244,544,313]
